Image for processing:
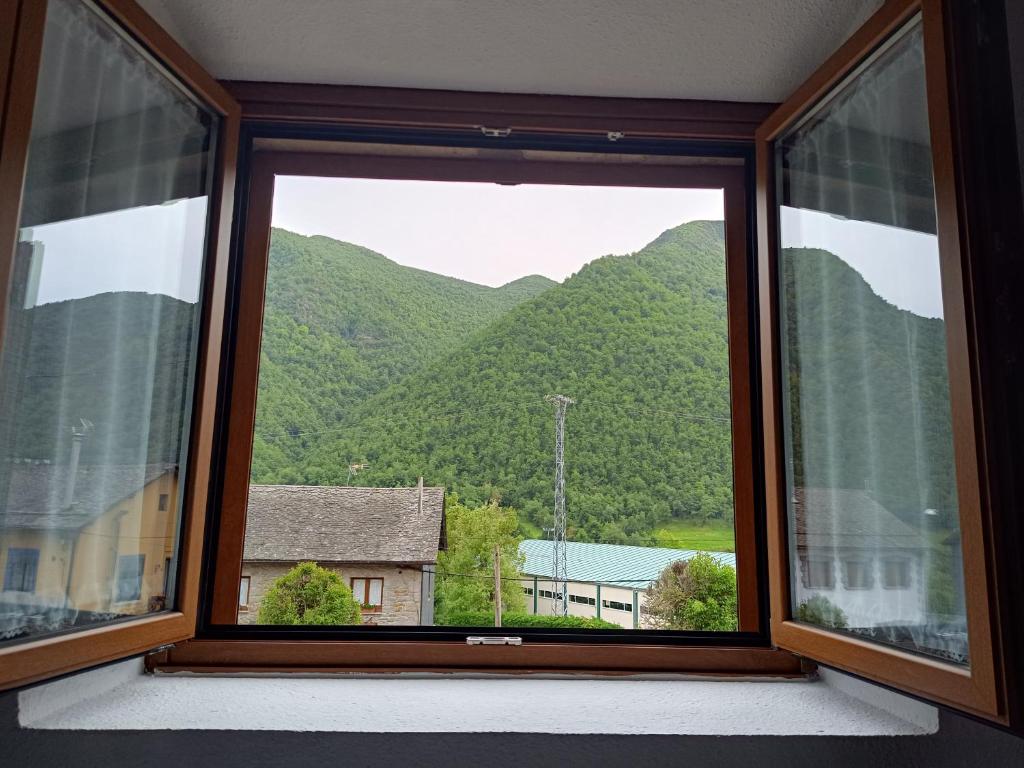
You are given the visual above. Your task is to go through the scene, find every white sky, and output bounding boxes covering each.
[271,176,725,287]
[780,206,944,319]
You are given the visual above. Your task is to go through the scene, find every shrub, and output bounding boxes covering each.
[257,561,362,625]
[436,610,619,629]
[643,552,738,631]
[796,594,848,629]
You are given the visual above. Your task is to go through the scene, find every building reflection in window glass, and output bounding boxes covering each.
[777,16,969,665]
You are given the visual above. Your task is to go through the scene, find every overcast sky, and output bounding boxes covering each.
[20,178,945,322]
[271,176,724,287]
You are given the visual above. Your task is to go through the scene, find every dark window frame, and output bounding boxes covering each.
[2,547,39,593]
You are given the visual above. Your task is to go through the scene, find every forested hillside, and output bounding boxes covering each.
[250,229,555,481]
[299,220,736,542]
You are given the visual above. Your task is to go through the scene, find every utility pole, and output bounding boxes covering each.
[493,543,502,628]
[545,394,574,616]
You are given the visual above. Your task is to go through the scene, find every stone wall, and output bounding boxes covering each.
[239,562,425,625]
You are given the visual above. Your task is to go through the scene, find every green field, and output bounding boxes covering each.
[652,519,736,553]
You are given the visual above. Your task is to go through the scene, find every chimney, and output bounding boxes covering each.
[418,476,424,516]
[63,419,93,509]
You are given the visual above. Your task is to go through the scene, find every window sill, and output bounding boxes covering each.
[18,658,938,735]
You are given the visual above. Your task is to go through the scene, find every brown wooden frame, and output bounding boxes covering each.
[755,0,1006,722]
[350,577,384,614]
[0,0,239,691]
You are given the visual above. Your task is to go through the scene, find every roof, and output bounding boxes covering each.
[792,488,923,551]
[243,484,446,565]
[518,539,736,589]
[2,463,176,530]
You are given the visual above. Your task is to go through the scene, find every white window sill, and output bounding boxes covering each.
[18,658,938,736]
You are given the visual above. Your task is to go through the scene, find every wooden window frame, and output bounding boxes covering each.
[0,0,239,692]
[351,577,384,614]
[148,83,814,679]
[755,0,1006,722]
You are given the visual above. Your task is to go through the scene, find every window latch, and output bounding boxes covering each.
[480,126,512,138]
[466,636,522,646]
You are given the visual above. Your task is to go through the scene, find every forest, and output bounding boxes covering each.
[4,219,957,549]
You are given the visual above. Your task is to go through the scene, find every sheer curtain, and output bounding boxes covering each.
[0,0,214,642]
[776,21,968,664]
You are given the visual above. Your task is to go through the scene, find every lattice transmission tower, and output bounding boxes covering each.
[545,394,574,616]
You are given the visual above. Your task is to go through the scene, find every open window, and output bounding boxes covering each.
[756,0,1005,721]
[0,0,238,690]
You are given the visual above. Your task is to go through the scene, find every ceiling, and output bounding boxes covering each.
[137,0,883,102]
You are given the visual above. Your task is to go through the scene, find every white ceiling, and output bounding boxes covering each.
[138,0,883,102]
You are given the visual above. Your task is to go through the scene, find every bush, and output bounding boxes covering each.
[437,610,619,629]
[796,594,848,629]
[643,553,738,631]
[257,561,362,625]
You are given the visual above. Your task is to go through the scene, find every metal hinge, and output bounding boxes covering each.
[146,642,176,657]
[466,636,523,646]
[480,126,512,138]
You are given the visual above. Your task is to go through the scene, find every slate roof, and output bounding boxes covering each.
[243,484,446,565]
[2,463,177,530]
[791,487,923,550]
[518,539,736,589]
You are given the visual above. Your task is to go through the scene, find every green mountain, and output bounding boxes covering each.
[781,247,956,523]
[2,291,197,465]
[299,220,736,542]
[250,229,556,482]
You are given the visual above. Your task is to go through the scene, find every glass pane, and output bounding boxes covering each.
[367,579,382,607]
[238,171,741,631]
[0,0,215,645]
[777,17,969,665]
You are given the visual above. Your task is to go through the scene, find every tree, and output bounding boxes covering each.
[435,496,526,623]
[643,553,738,631]
[257,561,362,625]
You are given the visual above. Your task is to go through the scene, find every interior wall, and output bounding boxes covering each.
[0,684,1021,768]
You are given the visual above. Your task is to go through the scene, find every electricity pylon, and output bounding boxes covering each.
[545,394,574,616]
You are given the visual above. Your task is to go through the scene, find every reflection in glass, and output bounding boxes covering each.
[777,18,968,664]
[0,0,215,644]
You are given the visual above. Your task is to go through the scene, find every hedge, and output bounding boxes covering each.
[437,611,620,629]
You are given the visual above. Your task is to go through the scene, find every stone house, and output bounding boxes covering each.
[239,482,446,626]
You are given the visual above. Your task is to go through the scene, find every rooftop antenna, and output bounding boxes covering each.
[545,394,574,616]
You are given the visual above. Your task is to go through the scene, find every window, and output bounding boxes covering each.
[3,549,39,593]
[802,558,834,590]
[0,0,222,651]
[238,576,251,609]
[538,590,563,601]
[114,555,145,603]
[881,558,912,590]
[158,494,170,512]
[601,599,632,612]
[351,578,383,613]
[757,0,1006,721]
[569,594,596,606]
[775,15,967,664]
[842,560,873,590]
[523,587,534,596]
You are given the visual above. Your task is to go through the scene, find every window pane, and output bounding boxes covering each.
[0,0,215,644]
[777,17,968,665]
[367,579,382,607]
[239,175,740,631]
[238,577,250,606]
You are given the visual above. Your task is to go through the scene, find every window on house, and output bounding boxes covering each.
[522,587,534,596]
[3,548,40,593]
[776,16,969,664]
[351,578,383,613]
[569,594,596,606]
[158,494,170,512]
[802,558,835,590]
[881,558,912,590]
[238,576,251,609]
[114,555,146,603]
[0,0,216,646]
[842,559,873,590]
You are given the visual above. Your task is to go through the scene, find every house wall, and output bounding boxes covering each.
[239,562,424,625]
[0,473,177,615]
[792,551,924,629]
[527,578,640,629]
